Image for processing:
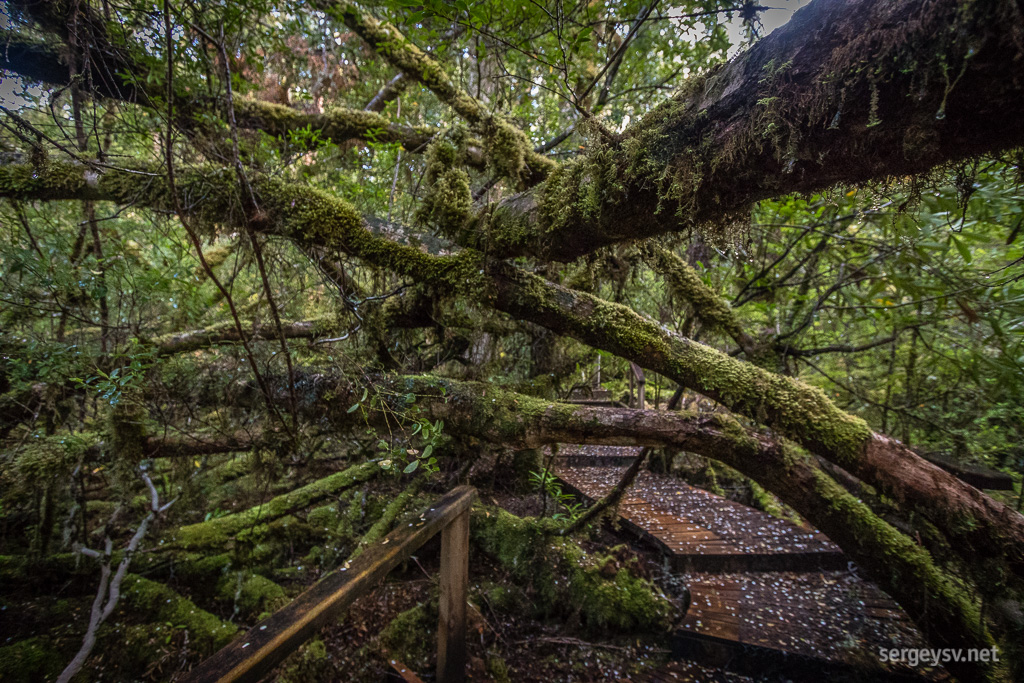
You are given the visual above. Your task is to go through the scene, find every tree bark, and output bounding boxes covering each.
[255,371,1000,681]
[463,0,1024,260]
[5,162,1022,597]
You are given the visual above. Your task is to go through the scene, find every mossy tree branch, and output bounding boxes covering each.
[9,0,1024,266]
[276,372,1001,680]
[3,159,1021,596]
[0,29,479,165]
[456,0,1024,261]
[645,246,758,356]
[327,0,557,186]
[150,318,332,356]
[486,262,1024,589]
[231,99,486,167]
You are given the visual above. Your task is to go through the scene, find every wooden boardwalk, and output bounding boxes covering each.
[557,457,844,572]
[556,446,944,681]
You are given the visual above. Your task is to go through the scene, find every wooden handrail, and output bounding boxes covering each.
[185,485,478,683]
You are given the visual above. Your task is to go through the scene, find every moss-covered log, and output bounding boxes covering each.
[212,371,998,678]
[645,247,757,356]
[0,160,491,297]
[170,460,378,550]
[13,0,1024,263]
[460,0,1024,260]
[120,574,239,654]
[151,317,333,356]
[471,506,676,633]
[486,263,1024,592]
[4,159,1021,601]
[402,383,1001,681]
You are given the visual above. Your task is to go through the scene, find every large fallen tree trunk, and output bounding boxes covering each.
[12,0,1023,261]
[460,0,1024,260]
[486,263,1024,591]
[237,372,1000,682]
[5,161,1022,602]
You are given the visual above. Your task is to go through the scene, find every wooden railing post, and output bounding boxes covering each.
[183,486,476,683]
[437,508,469,683]
[630,362,646,409]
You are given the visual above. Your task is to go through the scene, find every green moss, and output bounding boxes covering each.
[169,552,234,585]
[172,460,377,550]
[537,135,623,240]
[196,243,233,278]
[478,581,523,613]
[251,175,489,294]
[217,572,288,616]
[332,1,553,187]
[233,99,435,150]
[333,3,484,124]
[118,623,171,673]
[0,159,91,200]
[121,574,238,654]
[417,136,472,236]
[484,120,528,184]
[11,431,100,480]
[471,506,674,632]
[501,269,874,465]
[108,397,147,461]
[349,480,422,560]
[276,637,332,683]
[487,652,511,682]
[511,449,542,492]
[0,637,63,682]
[646,247,756,353]
[378,603,434,671]
[806,468,998,657]
[749,480,788,520]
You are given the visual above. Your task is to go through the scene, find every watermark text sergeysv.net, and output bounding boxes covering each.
[880,647,999,667]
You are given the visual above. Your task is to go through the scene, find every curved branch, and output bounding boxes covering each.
[5,159,1022,598]
[328,0,556,185]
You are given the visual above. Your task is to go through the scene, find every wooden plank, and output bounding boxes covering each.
[184,486,478,683]
[389,659,426,683]
[437,508,469,683]
[680,615,741,640]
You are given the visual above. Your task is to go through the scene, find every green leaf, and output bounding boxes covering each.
[403,460,419,474]
[952,235,972,263]
[422,444,433,459]
[347,403,360,413]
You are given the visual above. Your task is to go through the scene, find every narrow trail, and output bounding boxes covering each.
[554,445,947,682]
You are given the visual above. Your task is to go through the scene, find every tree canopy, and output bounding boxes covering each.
[1,0,1024,680]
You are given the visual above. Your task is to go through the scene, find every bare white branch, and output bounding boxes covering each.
[56,469,176,683]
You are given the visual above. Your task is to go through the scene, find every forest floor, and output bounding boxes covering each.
[0,445,950,682]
